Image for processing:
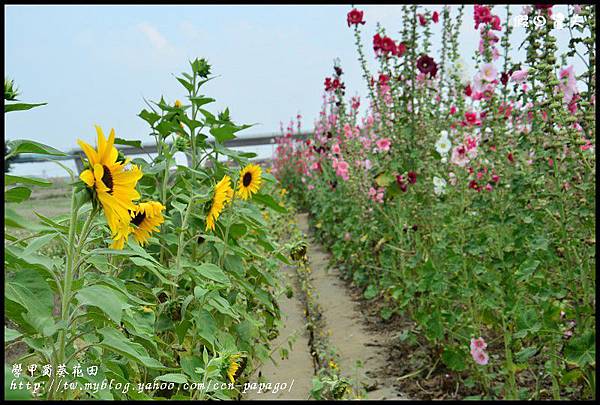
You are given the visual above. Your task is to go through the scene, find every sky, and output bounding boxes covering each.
[5,5,585,177]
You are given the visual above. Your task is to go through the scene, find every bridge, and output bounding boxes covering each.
[10,132,309,173]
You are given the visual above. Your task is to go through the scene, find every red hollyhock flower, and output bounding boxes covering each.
[407,171,417,184]
[373,33,383,54]
[347,8,366,27]
[418,13,427,26]
[490,15,502,31]
[324,77,332,91]
[468,180,480,191]
[381,36,396,54]
[416,55,438,77]
[395,42,407,57]
[378,73,390,86]
[432,11,439,23]
[465,84,473,97]
[507,152,514,162]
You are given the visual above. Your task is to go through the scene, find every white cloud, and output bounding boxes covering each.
[136,22,168,50]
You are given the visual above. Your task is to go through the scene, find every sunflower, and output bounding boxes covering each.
[129,201,166,245]
[78,126,142,239]
[206,175,234,231]
[237,164,262,200]
[226,354,242,384]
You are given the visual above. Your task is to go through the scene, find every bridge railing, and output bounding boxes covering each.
[10,132,310,173]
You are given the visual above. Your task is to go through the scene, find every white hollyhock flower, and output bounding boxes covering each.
[433,176,447,196]
[435,131,452,156]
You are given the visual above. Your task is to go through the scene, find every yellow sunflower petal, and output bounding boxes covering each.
[80,169,95,187]
[77,139,99,166]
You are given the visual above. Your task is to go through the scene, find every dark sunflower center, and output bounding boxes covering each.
[242,172,253,187]
[101,165,114,193]
[130,212,146,227]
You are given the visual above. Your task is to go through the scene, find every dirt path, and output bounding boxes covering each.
[245,262,314,400]
[296,213,406,400]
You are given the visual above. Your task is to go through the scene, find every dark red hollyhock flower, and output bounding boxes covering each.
[306,139,311,146]
[418,14,427,26]
[407,171,417,184]
[373,33,383,54]
[381,36,396,54]
[500,71,509,85]
[432,11,439,23]
[507,152,514,162]
[395,42,407,57]
[347,8,366,27]
[324,77,332,91]
[334,66,343,76]
[416,55,438,77]
[332,78,341,89]
[464,84,473,97]
[468,180,480,191]
[396,175,408,192]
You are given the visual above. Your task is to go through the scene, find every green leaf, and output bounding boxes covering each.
[190,96,215,108]
[7,139,66,156]
[154,373,188,384]
[363,284,378,300]
[138,109,160,126]
[5,327,22,342]
[5,186,32,203]
[195,263,230,286]
[441,346,467,371]
[114,138,142,148]
[5,102,47,113]
[252,193,287,213]
[176,77,193,92]
[5,175,52,187]
[22,233,58,257]
[515,346,538,363]
[75,285,131,324]
[564,331,595,367]
[98,327,164,369]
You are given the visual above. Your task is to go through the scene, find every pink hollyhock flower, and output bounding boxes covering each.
[559,65,578,103]
[492,174,500,183]
[307,184,315,190]
[464,112,481,126]
[363,159,372,170]
[480,63,498,82]
[376,138,391,152]
[450,145,470,167]
[347,8,365,27]
[332,143,341,155]
[485,183,493,191]
[510,69,528,84]
[471,349,489,365]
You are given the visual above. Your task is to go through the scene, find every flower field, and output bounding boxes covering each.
[273,4,595,400]
[4,4,596,401]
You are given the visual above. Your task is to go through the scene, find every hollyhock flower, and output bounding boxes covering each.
[332,143,341,155]
[559,65,578,103]
[395,42,407,57]
[468,180,480,191]
[347,9,366,27]
[480,63,498,82]
[490,15,502,30]
[376,138,391,152]
[373,33,383,54]
[335,160,350,181]
[492,174,500,183]
[450,105,457,115]
[470,337,488,352]
[381,36,396,55]
[344,232,352,241]
[485,183,493,191]
[416,55,438,77]
[407,171,417,184]
[432,11,439,23]
[396,175,407,192]
[433,176,447,195]
[435,131,452,156]
[465,84,473,97]
[451,145,470,167]
[363,159,372,170]
[418,13,427,26]
[573,5,582,14]
[465,111,481,126]
[471,349,489,365]
[510,69,528,84]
